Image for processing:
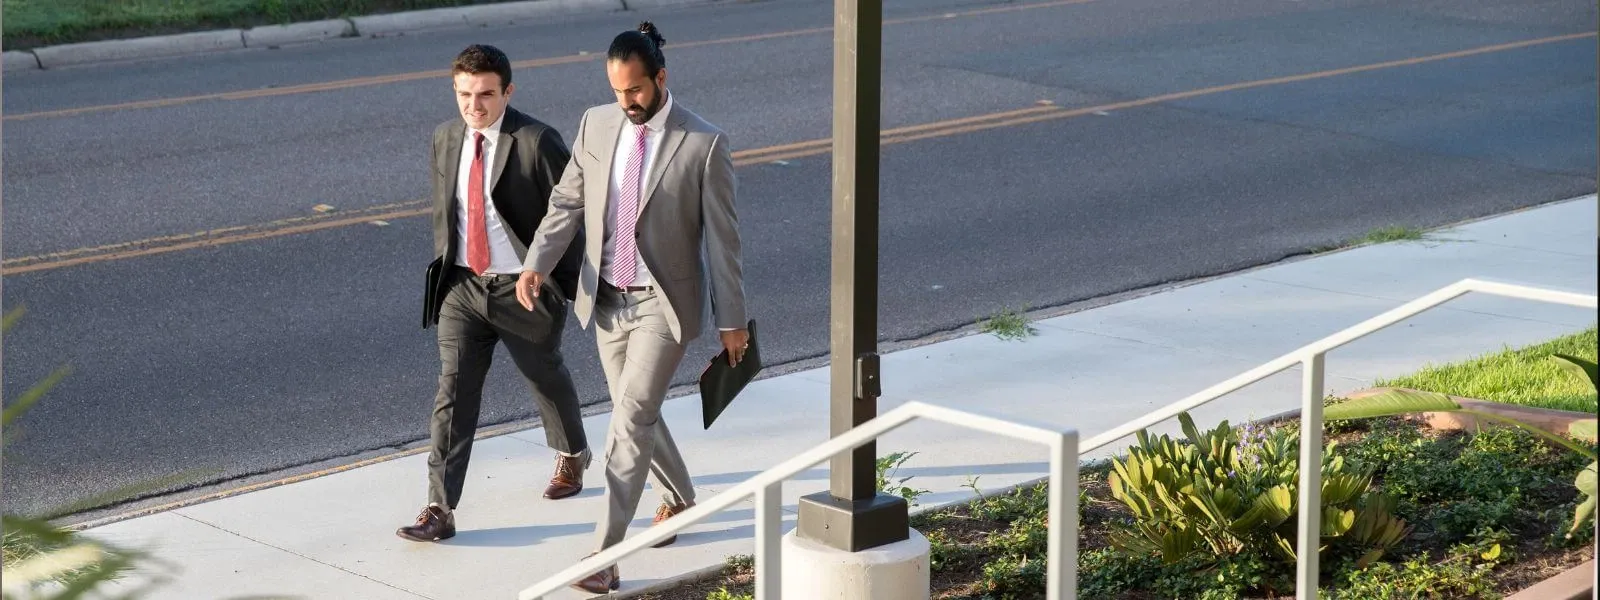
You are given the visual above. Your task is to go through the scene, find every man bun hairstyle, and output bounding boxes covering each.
[452,44,513,91]
[636,21,666,48]
[608,21,667,77]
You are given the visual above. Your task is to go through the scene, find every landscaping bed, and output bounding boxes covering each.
[638,328,1598,600]
[645,418,1593,599]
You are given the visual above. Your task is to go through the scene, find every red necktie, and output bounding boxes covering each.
[465,132,489,275]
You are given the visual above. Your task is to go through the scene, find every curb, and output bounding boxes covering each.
[243,19,355,48]
[1505,559,1595,600]
[33,29,244,69]
[4,50,40,71]
[624,0,721,7]
[4,0,696,71]
[351,0,623,38]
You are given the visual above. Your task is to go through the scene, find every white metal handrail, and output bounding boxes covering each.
[520,277,1596,600]
[1077,278,1597,599]
[518,401,1081,599]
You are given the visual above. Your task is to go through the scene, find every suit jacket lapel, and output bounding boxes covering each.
[489,111,517,194]
[595,108,625,208]
[439,122,467,259]
[441,123,466,197]
[491,125,529,256]
[643,105,687,211]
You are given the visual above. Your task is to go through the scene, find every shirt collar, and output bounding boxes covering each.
[639,89,673,133]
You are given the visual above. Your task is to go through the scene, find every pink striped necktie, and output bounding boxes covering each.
[613,124,649,287]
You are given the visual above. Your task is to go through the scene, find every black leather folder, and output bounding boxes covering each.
[423,257,446,328]
[700,319,762,429]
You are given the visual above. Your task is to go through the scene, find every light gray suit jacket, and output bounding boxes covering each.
[525,100,746,344]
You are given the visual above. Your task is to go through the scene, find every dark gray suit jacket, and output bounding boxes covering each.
[424,107,584,327]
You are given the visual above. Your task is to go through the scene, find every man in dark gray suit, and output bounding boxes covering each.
[398,44,591,543]
[517,22,749,593]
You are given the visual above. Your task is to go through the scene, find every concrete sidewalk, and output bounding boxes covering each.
[83,195,1597,599]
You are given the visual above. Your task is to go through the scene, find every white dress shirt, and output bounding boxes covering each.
[454,113,523,275]
[601,90,675,288]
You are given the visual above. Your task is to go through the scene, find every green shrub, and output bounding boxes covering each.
[704,589,753,600]
[1328,552,1499,599]
[875,451,929,506]
[1078,547,1280,599]
[975,553,1046,598]
[1105,412,1411,581]
[1326,350,1600,538]
[1342,420,1591,549]
[967,481,1048,523]
[1078,548,1152,598]
[924,529,979,572]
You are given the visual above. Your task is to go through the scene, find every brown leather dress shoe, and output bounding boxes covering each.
[395,505,455,542]
[570,557,619,593]
[544,449,590,500]
[650,501,693,548]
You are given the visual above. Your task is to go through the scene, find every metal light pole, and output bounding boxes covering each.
[794,0,910,552]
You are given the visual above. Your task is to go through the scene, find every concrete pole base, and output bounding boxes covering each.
[779,528,931,600]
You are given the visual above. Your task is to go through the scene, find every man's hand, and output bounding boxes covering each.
[720,329,750,366]
[516,270,544,311]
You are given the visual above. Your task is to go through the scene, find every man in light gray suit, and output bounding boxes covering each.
[516,21,749,594]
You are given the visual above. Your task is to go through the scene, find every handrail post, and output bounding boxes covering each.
[756,482,783,599]
[1047,431,1080,600]
[1296,352,1326,599]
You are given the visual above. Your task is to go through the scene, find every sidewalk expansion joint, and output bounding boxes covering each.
[174,513,435,599]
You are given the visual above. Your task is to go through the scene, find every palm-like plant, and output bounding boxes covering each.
[1323,353,1598,538]
[2,308,170,599]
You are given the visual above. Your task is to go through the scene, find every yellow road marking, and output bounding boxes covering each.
[733,104,1066,160]
[6,32,1592,276]
[2,202,429,274]
[1,200,424,267]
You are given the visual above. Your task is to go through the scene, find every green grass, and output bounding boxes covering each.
[1313,225,1436,254]
[1376,327,1598,413]
[1356,225,1428,245]
[1,0,517,50]
[979,307,1039,341]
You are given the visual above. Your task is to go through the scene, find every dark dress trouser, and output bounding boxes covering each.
[427,267,586,509]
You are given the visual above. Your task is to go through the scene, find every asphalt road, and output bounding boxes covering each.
[1,0,1594,520]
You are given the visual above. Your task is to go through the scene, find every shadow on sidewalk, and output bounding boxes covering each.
[443,522,596,547]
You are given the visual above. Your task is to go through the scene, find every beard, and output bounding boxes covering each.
[625,84,664,125]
